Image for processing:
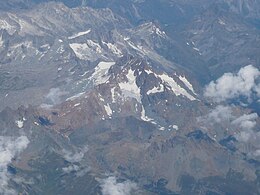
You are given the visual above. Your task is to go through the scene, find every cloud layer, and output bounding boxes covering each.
[0,136,29,195]
[199,105,259,157]
[231,113,259,142]
[199,105,258,139]
[204,65,260,102]
[62,146,90,177]
[101,176,137,195]
[62,146,88,163]
[231,113,258,130]
[41,88,68,108]
[204,105,234,123]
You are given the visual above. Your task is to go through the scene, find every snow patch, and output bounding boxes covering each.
[66,92,85,101]
[104,104,113,117]
[0,19,16,34]
[218,19,226,25]
[111,87,116,103]
[102,41,122,56]
[40,44,50,49]
[141,105,155,122]
[86,40,102,53]
[56,45,65,54]
[124,37,130,41]
[158,73,196,100]
[154,27,166,37]
[145,69,153,75]
[69,43,90,60]
[147,84,164,95]
[119,69,141,102]
[90,61,115,85]
[69,40,102,60]
[179,75,196,94]
[0,35,3,48]
[159,126,165,131]
[169,125,179,131]
[73,103,81,107]
[127,41,146,54]
[193,47,200,52]
[80,71,89,77]
[68,29,91,39]
[15,120,24,128]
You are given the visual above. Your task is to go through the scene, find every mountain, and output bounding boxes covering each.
[85,0,260,79]
[0,0,84,10]
[0,1,259,195]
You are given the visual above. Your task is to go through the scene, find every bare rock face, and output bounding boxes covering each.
[0,1,259,195]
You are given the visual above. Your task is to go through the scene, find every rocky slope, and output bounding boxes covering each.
[0,1,259,195]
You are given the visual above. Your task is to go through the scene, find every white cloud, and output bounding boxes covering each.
[236,130,253,142]
[62,165,80,173]
[41,88,68,108]
[46,88,66,103]
[231,113,258,142]
[253,149,260,157]
[199,105,259,144]
[62,146,88,163]
[204,65,260,102]
[203,105,234,123]
[75,167,90,177]
[62,164,90,177]
[0,136,29,195]
[231,113,258,130]
[101,176,138,195]
[255,83,260,97]
[62,146,90,177]
[12,177,34,185]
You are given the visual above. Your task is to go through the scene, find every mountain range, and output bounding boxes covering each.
[0,1,259,194]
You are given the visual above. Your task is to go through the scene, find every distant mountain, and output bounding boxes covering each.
[84,0,260,78]
[0,1,259,195]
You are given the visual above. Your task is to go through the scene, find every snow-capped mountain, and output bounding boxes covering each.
[0,1,259,195]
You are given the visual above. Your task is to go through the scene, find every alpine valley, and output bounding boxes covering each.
[0,1,259,195]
